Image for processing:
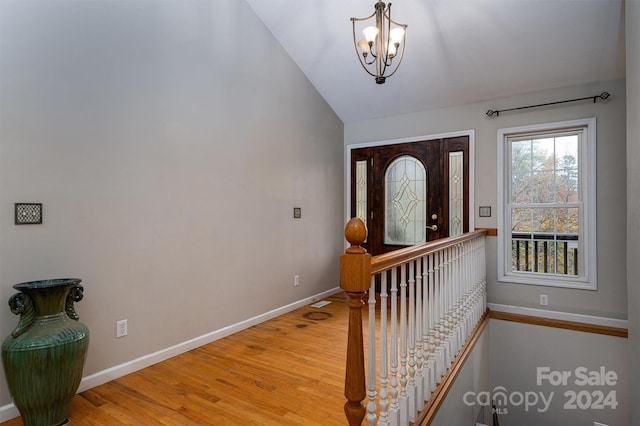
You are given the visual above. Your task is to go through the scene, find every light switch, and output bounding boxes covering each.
[479,206,491,217]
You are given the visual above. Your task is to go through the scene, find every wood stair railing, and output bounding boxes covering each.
[340,218,487,425]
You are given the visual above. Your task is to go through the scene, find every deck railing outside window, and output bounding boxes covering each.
[511,232,578,275]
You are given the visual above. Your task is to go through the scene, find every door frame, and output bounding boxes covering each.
[345,130,476,242]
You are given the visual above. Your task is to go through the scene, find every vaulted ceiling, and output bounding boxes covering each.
[246,0,625,123]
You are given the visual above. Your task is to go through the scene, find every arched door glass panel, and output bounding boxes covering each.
[384,155,427,245]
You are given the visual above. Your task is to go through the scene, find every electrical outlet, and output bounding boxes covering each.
[294,275,300,286]
[116,319,128,338]
[540,294,548,306]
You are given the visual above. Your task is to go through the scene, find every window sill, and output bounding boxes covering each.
[498,273,597,290]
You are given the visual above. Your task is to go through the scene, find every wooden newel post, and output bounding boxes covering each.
[340,218,371,426]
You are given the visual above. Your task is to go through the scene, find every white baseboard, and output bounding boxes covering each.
[0,404,18,423]
[0,287,342,423]
[487,303,628,330]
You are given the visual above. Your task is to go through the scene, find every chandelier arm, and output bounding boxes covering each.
[350,13,377,23]
[381,3,393,76]
[381,35,406,78]
[380,4,407,77]
[385,5,407,28]
[351,17,378,77]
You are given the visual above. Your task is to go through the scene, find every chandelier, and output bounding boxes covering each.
[351,2,407,84]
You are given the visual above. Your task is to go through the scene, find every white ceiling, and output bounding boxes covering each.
[246,0,625,124]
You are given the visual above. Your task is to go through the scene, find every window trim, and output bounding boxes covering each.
[497,118,597,290]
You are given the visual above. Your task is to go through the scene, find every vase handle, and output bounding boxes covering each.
[65,284,84,321]
[8,292,36,337]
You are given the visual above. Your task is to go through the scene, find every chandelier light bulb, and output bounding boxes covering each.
[387,43,397,58]
[357,39,371,55]
[362,26,379,43]
[390,27,405,45]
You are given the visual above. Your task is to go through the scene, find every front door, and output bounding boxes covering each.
[350,136,469,255]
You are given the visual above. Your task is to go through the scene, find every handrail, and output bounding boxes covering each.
[371,230,487,274]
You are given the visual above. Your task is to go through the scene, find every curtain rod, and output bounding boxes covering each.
[486,92,610,117]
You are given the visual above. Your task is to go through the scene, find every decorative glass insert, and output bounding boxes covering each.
[449,151,464,236]
[356,160,368,228]
[384,155,426,245]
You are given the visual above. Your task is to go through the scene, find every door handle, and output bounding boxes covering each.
[427,224,438,231]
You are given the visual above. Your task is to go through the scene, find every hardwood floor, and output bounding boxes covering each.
[1,293,351,426]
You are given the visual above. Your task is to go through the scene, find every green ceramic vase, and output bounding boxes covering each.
[2,278,89,426]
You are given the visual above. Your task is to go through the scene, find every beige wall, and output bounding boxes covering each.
[626,0,640,424]
[430,324,491,426]
[489,320,628,426]
[345,79,628,320]
[431,319,628,426]
[0,0,344,408]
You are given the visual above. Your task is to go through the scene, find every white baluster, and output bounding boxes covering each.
[389,268,400,426]
[453,243,462,354]
[443,247,450,367]
[379,274,389,426]
[464,241,473,342]
[447,245,454,365]
[463,242,469,342]
[447,246,456,360]
[474,237,482,327]
[464,241,472,340]
[450,246,456,363]
[414,259,424,407]
[455,244,464,353]
[399,265,408,426]
[473,237,481,328]
[426,252,436,393]
[407,261,416,422]
[438,249,447,378]
[469,239,477,331]
[433,250,443,382]
[367,277,377,426]
[481,237,487,314]
[421,255,430,400]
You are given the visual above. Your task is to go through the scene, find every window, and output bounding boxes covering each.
[498,118,596,289]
